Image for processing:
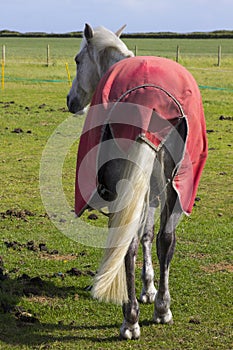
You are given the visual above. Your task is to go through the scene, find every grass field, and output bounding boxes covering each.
[0,37,233,349]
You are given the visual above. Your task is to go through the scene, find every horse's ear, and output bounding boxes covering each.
[115,24,127,37]
[84,23,94,42]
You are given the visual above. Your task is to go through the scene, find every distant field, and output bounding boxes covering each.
[0,38,232,349]
[1,37,233,65]
[0,37,233,91]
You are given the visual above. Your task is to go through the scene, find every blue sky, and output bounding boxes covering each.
[1,0,233,33]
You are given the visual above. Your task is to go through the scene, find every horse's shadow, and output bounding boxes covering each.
[0,272,121,347]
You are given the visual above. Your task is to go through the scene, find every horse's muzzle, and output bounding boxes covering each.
[67,94,87,115]
[66,94,75,113]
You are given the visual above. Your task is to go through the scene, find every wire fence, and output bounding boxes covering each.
[1,39,233,91]
[2,47,233,66]
[1,38,233,65]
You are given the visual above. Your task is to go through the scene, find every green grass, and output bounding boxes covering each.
[0,38,233,349]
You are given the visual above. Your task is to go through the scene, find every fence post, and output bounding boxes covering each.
[1,60,4,90]
[65,62,72,87]
[47,44,50,66]
[134,45,137,56]
[176,45,180,63]
[218,45,221,67]
[1,45,5,90]
[2,45,5,65]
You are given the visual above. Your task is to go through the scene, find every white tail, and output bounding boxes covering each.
[92,140,156,304]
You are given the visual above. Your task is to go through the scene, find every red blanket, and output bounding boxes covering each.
[75,56,207,216]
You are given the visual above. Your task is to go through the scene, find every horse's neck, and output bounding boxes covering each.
[98,48,133,77]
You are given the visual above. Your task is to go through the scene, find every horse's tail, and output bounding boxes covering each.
[92,140,156,305]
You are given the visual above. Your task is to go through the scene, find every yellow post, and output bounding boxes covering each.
[65,62,72,87]
[1,59,4,90]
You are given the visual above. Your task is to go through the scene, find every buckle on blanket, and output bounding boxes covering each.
[97,183,116,201]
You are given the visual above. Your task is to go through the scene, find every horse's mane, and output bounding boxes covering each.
[82,26,133,57]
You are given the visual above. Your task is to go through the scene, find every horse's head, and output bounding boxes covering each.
[67,23,134,114]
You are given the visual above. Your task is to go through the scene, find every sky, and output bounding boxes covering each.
[1,0,233,34]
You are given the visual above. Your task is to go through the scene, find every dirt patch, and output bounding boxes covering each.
[66,267,95,277]
[58,107,69,113]
[1,209,35,221]
[219,115,233,121]
[201,262,233,273]
[189,252,210,260]
[26,295,57,306]
[4,240,60,256]
[39,253,77,261]
[4,240,35,251]
[88,213,99,220]
[14,306,40,325]
[0,101,15,107]
[189,317,201,324]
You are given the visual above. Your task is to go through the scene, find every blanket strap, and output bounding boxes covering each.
[108,83,186,119]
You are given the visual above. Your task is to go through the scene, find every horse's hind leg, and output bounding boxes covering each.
[120,237,141,340]
[140,206,157,304]
[154,185,182,324]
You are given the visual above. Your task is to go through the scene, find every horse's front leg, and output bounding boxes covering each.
[140,206,157,304]
[120,236,140,340]
[154,188,182,324]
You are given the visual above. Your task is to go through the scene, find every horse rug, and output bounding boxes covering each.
[75,56,208,216]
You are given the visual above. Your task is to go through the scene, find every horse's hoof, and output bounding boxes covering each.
[140,290,156,304]
[120,321,140,340]
[139,287,157,304]
[153,309,173,324]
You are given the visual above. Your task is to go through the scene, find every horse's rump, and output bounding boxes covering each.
[75,56,207,217]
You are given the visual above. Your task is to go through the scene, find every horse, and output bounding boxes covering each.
[67,24,207,340]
